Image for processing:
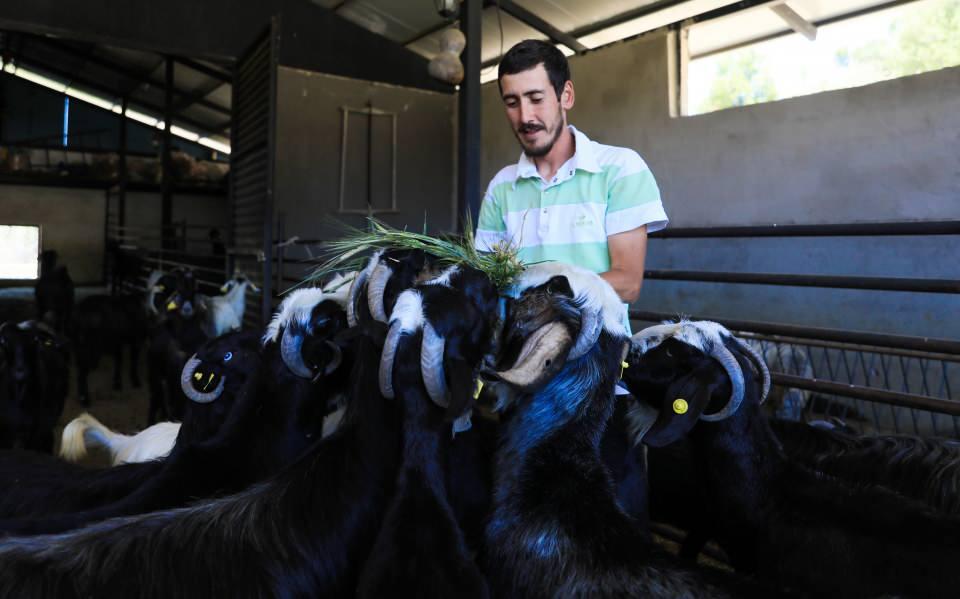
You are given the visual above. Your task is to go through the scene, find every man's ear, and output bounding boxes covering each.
[561,80,575,111]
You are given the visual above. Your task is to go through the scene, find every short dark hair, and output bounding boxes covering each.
[498,40,570,99]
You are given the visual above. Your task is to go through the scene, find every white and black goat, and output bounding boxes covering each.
[60,413,179,465]
[481,263,765,598]
[0,321,69,453]
[772,418,960,516]
[626,320,960,598]
[358,265,498,597]
[0,287,351,537]
[0,319,402,597]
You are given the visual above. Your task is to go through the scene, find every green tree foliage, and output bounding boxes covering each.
[699,49,779,113]
[854,0,960,77]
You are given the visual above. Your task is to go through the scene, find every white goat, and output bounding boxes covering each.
[60,413,180,465]
[200,274,259,338]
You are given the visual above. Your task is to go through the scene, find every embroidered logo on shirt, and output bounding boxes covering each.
[573,213,594,228]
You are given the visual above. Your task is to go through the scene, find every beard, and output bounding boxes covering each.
[515,115,565,158]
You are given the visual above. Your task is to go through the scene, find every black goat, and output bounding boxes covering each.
[72,294,147,406]
[34,250,74,334]
[146,267,207,422]
[482,263,763,598]
[0,331,260,527]
[347,248,441,326]
[0,321,69,453]
[359,266,496,598]
[0,289,350,537]
[627,320,960,598]
[772,418,960,516]
[0,321,401,598]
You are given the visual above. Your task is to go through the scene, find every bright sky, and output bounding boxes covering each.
[687,0,945,114]
[0,225,40,279]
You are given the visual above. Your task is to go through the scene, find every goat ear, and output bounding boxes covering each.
[443,356,475,421]
[640,363,721,448]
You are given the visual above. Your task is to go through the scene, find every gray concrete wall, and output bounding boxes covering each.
[480,33,960,339]
[273,67,457,284]
[0,184,105,283]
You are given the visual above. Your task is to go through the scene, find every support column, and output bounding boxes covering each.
[457,0,481,231]
[161,57,174,250]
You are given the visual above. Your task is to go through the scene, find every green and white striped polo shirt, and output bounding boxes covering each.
[475,125,668,274]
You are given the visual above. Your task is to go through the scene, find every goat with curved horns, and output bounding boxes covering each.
[0,320,401,598]
[0,288,350,537]
[626,320,960,598]
[359,265,497,597]
[482,263,768,598]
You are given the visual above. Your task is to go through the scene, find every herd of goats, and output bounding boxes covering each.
[1,246,959,597]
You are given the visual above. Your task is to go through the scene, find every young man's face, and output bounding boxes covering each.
[499,64,574,158]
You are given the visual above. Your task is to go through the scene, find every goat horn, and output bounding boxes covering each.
[731,337,771,404]
[323,340,342,376]
[699,342,745,422]
[180,355,225,404]
[366,262,391,323]
[280,327,314,379]
[379,320,403,399]
[568,308,602,360]
[346,267,370,327]
[420,321,449,407]
[494,322,571,389]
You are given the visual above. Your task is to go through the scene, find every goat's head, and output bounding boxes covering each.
[178,331,262,441]
[491,263,629,394]
[348,249,442,326]
[379,265,498,425]
[161,267,199,318]
[0,321,68,409]
[263,288,350,382]
[220,272,260,295]
[624,320,771,447]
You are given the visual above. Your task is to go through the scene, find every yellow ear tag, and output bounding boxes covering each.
[167,301,178,312]
[673,398,689,415]
[220,285,229,293]
[194,371,203,381]
[157,285,165,291]
[619,360,629,380]
[473,379,484,400]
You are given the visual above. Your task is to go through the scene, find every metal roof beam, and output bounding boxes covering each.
[8,52,225,139]
[172,56,231,82]
[489,0,588,53]
[21,34,231,116]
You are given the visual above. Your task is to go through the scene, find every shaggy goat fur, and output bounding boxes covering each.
[0,322,401,599]
[358,269,495,598]
[483,269,765,598]
[772,418,960,516]
[626,322,960,598]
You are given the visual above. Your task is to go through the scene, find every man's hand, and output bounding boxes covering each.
[600,226,648,303]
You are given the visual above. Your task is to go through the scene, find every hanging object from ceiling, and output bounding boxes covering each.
[428,28,466,85]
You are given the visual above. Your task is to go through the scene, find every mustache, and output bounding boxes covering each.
[518,123,545,134]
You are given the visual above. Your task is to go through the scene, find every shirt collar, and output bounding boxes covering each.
[513,124,602,186]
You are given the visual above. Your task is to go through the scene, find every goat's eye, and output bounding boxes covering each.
[665,348,673,358]
[224,352,233,362]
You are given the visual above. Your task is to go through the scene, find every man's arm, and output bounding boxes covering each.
[600,225,648,303]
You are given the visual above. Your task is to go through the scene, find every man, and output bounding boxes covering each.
[475,40,667,305]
